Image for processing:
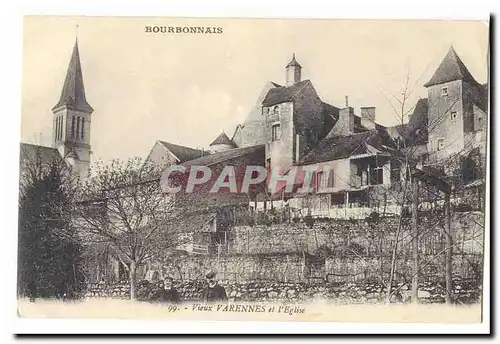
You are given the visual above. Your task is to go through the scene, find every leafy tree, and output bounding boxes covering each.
[18,149,86,300]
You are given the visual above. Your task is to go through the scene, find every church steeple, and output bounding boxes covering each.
[51,37,93,180]
[52,39,93,113]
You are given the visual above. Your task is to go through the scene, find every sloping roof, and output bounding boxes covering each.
[286,54,302,68]
[403,98,429,145]
[477,83,489,113]
[387,123,407,140]
[166,210,216,234]
[299,128,395,165]
[262,79,310,107]
[19,143,62,167]
[319,102,340,139]
[424,46,480,88]
[324,112,373,139]
[209,132,237,147]
[52,40,94,113]
[181,144,265,168]
[158,141,210,163]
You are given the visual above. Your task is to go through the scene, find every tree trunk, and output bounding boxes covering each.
[411,180,419,303]
[386,173,410,303]
[444,193,453,304]
[129,261,137,300]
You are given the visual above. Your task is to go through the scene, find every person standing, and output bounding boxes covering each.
[150,277,180,304]
[201,271,227,303]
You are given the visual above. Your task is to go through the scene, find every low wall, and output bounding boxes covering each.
[85,278,482,304]
[231,211,484,257]
[151,253,308,283]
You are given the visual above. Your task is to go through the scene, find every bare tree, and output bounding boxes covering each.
[74,158,185,300]
[376,60,486,304]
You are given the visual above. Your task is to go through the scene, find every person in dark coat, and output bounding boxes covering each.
[201,271,227,303]
[150,277,180,304]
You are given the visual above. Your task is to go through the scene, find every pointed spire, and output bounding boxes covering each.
[286,53,302,68]
[424,46,479,87]
[52,39,93,113]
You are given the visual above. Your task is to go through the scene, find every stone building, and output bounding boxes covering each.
[151,47,488,262]
[158,48,487,213]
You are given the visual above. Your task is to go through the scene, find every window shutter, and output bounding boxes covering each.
[328,169,335,187]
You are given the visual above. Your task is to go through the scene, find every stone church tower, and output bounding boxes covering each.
[51,39,94,180]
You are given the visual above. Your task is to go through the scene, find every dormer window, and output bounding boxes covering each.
[441,87,449,97]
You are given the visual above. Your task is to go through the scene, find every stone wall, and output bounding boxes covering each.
[147,211,483,285]
[85,278,482,305]
[231,211,483,258]
[151,253,308,283]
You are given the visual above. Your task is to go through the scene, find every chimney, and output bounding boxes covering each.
[337,106,355,135]
[360,107,376,130]
[345,96,349,107]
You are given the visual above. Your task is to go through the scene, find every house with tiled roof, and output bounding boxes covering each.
[20,39,94,182]
[170,48,486,218]
[145,47,488,260]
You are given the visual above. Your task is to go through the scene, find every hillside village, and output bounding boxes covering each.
[19,40,488,304]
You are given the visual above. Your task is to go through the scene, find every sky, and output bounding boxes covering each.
[21,17,489,163]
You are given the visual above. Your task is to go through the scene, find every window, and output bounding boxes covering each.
[57,116,63,140]
[437,138,445,151]
[441,87,448,97]
[80,117,85,139]
[451,111,458,121]
[76,116,80,139]
[271,124,281,141]
[273,106,280,115]
[55,117,59,140]
[318,169,335,190]
[390,159,401,183]
[71,116,76,138]
[330,193,344,206]
[369,165,384,185]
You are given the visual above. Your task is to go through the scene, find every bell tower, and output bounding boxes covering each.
[52,38,94,180]
[285,53,302,86]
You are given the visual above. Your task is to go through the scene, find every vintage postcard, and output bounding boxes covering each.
[17,15,490,330]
